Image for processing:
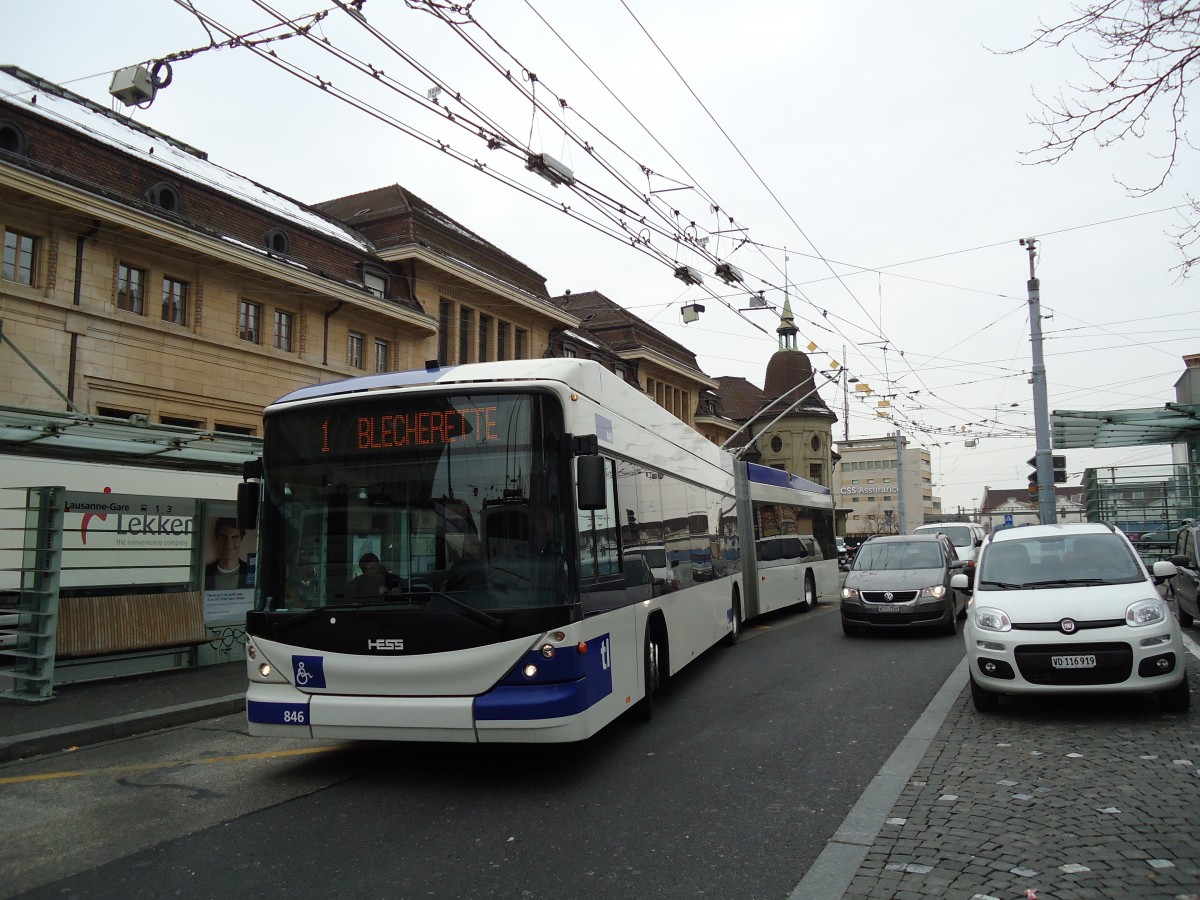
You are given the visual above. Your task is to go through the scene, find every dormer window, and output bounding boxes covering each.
[146,181,182,213]
[263,228,290,255]
[0,119,28,157]
[358,263,388,298]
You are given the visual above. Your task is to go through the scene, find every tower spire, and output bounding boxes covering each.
[777,298,798,351]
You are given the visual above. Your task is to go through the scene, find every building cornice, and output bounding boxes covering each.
[616,347,718,390]
[378,243,579,328]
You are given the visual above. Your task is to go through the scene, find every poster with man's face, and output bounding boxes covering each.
[203,507,256,624]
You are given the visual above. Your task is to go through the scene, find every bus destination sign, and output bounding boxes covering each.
[325,405,501,453]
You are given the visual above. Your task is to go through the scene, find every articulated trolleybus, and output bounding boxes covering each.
[243,359,836,743]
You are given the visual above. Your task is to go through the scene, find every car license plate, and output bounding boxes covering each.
[1051,654,1097,670]
[878,605,902,613]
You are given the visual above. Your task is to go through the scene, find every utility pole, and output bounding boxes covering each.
[842,344,850,443]
[1022,237,1058,525]
[896,430,906,534]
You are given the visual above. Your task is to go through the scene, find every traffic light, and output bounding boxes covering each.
[1052,454,1067,484]
[1027,468,1038,499]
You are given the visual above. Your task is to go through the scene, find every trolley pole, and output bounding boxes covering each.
[1022,238,1057,525]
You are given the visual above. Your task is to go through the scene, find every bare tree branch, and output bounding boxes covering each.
[1007,1,1200,275]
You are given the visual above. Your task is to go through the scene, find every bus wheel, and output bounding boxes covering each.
[804,572,817,611]
[633,630,660,722]
[723,594,742,646]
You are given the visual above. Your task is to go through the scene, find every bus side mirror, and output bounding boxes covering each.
[237,481,260,531]
[577,455,606,510]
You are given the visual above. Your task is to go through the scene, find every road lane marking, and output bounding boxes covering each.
[0,745,343,786]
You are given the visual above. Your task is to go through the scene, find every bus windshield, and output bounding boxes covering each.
[255,391,571,613]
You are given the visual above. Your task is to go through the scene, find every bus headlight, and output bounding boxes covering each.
[540,643,556,659]
[522,664,538,678]
[259,662,272,678]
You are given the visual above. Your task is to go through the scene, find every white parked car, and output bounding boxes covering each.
[913,522,985,567]
[953,522,1187,712]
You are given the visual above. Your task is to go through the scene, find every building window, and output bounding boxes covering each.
[809,463,822,483]
[478,314,491,362]
[146,182,182,213]
[438,300,452,364]
[215,423,255,436]
[515,327,527,359]
[274,310,294,351]
[239,300,262,343]
[375,338,390,373]
[496,320,510,361]
[362,267,387,299]
[458,308,473,364]
[348,331,364,369]
[263,228,290,255]
[770,435,783,453]
[162,277,188,325]
[117,263,147,313]
[562,344,577,358]
[161,415,201,428]
[810,435,821,452]
[2,229,37,286]
[0,119,29,156]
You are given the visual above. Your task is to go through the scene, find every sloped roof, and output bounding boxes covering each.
[980,485,1084,513]
[313,184,550,298]
[0,66,370,252]
[551,290,704,370]
[715,376,766,421]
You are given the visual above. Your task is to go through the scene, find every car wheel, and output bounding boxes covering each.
[1159,676,1190,713]
[1180,607,1195,628]
[841,617,858,637]
[969,676,999,712]
[942,614,957,636]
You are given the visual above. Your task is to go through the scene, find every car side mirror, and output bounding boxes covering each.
[950,572,970,591]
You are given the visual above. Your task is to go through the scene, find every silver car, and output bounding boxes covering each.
[840,534,967,636]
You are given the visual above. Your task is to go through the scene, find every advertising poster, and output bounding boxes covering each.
[203,506,257,624]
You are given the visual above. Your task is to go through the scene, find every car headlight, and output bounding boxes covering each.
[841,586,859,600]
[974,606,1011,632]
[1126,598,1167,627]
[920,585,946,599]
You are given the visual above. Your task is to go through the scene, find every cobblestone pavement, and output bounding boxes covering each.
[841,668,1200,900]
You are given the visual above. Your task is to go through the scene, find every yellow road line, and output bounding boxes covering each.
[0,745,342,786]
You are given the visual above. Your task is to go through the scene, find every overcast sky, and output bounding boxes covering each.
[5,1,1195,512]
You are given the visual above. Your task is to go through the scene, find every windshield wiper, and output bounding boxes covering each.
[429,591,505,631]
[979,580,1026,590]
[1022,578,1107,588]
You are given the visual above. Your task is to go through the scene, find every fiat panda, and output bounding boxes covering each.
[953,522,1187,712]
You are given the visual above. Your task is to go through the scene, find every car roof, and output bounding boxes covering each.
[988,522,1119,543]
[866,534,945,544]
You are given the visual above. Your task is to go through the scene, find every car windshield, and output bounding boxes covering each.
[852,541,943,570]
[978,533,1143,588]
[919,525,972,546]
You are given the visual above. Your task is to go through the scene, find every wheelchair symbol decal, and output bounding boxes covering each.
[291,655,326,689]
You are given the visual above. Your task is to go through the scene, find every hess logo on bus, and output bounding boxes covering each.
[367,638,404,651]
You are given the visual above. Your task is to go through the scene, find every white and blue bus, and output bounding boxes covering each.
[242,359,836,743]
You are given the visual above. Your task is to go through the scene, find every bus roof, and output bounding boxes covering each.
[268,359,613,409]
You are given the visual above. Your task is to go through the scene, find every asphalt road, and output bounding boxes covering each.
[0,601,966,899]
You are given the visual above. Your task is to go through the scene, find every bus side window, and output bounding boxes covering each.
[577,456,618,578]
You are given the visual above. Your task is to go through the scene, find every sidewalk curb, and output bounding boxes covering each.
[0,694,246,764]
